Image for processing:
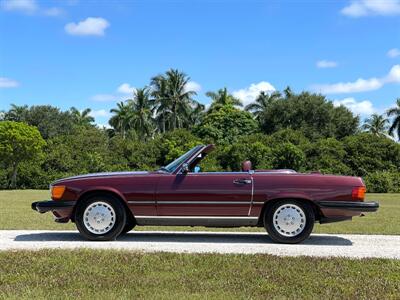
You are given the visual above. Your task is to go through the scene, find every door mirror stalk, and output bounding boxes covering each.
[181,163,189,174]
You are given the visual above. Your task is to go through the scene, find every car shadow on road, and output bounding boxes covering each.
[14,231,353,246]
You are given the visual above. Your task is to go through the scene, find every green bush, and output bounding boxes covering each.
[272,142,305,170]
[365,171,400,193]
[158,129,202,164]
[223,141,273,171]
[194,106,258,144]
[343,133,400,176]
[305,138,351,175]
[0,121,46,189]
[1,109,400,190]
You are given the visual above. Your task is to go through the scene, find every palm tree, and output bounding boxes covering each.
[283,86,293,98]
[386,98,400,140]
[151,74,172,133]
[69,107,94,126]
[188,102,205,127]
[245,91,281,121]
[109,101,133,139]
[151,69,198,132]
[361,113,389,137]
[206,88,242,111]
[128,87,155,139]
[5,104,28,122]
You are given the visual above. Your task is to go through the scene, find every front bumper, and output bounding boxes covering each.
[31,200,76,214]
[317,201,379,212]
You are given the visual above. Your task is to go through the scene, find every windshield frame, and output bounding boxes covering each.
[159,145,205,174]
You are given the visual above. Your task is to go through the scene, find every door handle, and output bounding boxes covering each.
[233,179,252,185]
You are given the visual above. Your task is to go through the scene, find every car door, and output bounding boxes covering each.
[155,172,253,216]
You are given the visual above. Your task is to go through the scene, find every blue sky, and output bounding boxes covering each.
[0,0,399,126]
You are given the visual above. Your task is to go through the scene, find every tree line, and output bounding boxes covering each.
[0,69,399,192]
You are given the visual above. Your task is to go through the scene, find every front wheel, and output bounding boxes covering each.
[75,195,127,241]
[120,218,136,235]
[264,200,315,244]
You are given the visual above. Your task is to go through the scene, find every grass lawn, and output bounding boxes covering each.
[1,191,399,299]
[0,249,399,299]
[0,190,399,234]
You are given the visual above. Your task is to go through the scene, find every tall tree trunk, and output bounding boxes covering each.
[173,105,177,130]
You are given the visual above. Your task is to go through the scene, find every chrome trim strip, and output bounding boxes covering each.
[128,200,265,205]
[157,201,251,205]
[127,201,156,204]
[134,216,259,227]
[136,216,258,219]
[185,172,252,174]
[248,175,254,216]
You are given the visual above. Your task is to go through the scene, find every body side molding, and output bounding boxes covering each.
[134,216,259,227]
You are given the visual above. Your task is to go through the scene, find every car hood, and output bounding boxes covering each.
[52,171,150,184]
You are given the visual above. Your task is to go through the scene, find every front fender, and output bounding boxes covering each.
[77,186,127,203]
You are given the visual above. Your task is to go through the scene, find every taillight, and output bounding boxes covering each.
[51,186,66,200]
[352,186,366,201]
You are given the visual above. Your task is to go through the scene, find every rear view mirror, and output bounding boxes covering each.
[181,163,189,174]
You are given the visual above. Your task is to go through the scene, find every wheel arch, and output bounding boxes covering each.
[258,197,323,226]
[72,189,135,224]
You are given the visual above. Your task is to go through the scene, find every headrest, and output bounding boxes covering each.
[241,160,252,172]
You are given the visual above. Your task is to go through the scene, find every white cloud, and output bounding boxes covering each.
[313,78,383,94]
[89,109,110,118]
[43,7,63,16]
[312,64,400,94]
[316,60,338,68]
[65,17,110,36]
[1,0,37,13]
[0,77,19,88]
[1,0,63,16]
[341,0,400,17]
[387,48,400,58]
[91,83,136,102]
[117,83,135,94]
[333,97,375,115]
[387,64,400,82]
[184,81,202,93]
[232,81,276,106]
[91,94,117,102]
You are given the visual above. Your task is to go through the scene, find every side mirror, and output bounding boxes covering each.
[181,163,189,174]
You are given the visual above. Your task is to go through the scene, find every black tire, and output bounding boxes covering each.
[264,200,315,244]
[75,194,127,241]
[120,218,136,235]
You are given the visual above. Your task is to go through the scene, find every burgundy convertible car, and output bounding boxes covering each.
[32,144,379,243]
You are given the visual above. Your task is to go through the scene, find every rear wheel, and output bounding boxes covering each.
[75,195,126,241]
[264,200,315,244]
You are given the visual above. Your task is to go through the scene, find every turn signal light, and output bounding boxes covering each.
[352,186,366,201]
[51,186,66,200]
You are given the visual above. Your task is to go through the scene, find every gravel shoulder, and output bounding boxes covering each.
[1,230,399,259]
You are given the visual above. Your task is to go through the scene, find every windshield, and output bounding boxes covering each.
[160,145,204,173]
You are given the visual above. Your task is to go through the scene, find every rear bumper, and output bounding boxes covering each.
[317,201,379,212]
[31,200,76,214]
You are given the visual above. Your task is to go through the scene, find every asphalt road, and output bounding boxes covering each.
[1,230,399,259]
